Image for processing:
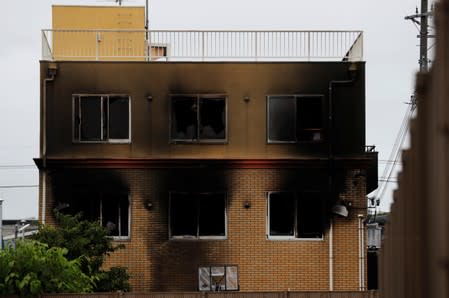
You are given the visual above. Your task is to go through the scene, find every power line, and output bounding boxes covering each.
[0,165,36,170]
[0,185,38,189]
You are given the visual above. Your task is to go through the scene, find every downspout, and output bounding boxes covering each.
[41,64,57,224]
[327,64,358,290]
[329,219,334,291]
[358,214,365,290]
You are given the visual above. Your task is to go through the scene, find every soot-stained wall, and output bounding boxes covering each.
[40,61,365,159]
[42,167,366,291]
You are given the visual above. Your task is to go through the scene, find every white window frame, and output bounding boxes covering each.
[169,94,228,144]
[72,94,131,143]
[266,94,324,144]
[169,192,228,240]
[266,191,324,241]
[99,193,131,241]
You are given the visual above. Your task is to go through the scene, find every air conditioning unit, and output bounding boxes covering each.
[198,265,239,291]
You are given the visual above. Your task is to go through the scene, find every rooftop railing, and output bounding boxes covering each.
[42,29,363,62]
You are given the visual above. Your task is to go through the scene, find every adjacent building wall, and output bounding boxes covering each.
[379,1,449,297]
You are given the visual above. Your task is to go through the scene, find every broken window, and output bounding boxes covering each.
[73,94,130,142]
[267,95,323,143]
[198,265,239,291]
[268,191,324,239]
[171,95,226,142]
[61,192,130,238]
[170,192,226,239]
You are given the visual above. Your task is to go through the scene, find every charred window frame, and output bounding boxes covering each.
[267,191,324,240]
[61,192,130,240]
[73,94,131,143]
[169,192,227,240]
[267,95,324,143]
[170,94,227,143]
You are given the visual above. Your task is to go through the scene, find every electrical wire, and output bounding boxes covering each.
[369,104,415,221]
[0,185,38,189]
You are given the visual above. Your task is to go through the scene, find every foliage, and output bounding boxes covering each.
[96,267,130,292]
[0,240,93,296]
[32,211,130,292]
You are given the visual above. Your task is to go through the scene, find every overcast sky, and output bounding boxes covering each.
[0,0,430,219]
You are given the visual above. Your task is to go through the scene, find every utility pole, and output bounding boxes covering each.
[405,0,433,72]
[420,0,429,72]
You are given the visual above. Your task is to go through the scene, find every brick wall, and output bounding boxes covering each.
[41,167,367,292]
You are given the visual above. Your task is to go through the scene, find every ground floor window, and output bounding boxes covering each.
[60,192,130,239]
[169,192,226,239]
[267,191,324,239]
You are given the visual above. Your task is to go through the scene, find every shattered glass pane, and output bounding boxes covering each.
[199,97,226,140]
[171,96,197,140]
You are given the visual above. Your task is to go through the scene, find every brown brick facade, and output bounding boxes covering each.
[40,167,367,292]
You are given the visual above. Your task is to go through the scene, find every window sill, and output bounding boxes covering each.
[267,236,324,241]
[73,140,131,144]
[109,236,131,241]
[170,140,228,144]
[170,236,227,241]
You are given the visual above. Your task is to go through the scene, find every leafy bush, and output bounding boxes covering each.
[0,240,93,296]
[33,211,130,292]
[96,267,130,292]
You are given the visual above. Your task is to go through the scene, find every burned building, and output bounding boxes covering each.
[35,5,378,292]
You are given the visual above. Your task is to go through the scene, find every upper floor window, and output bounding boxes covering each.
[73,94,130,143]
[169,192,227,240]
[267,191,324,240]
[267,95,324,143]
[170,95,227,143]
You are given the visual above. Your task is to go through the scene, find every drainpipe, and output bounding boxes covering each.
[327,64,358,290]
[41,63,57,224]
[358,214,366,290]
[329,219,334,291]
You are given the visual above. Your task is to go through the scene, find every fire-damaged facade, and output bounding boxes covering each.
[36,5,377,293]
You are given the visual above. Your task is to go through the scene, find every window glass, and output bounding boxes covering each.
[109,96,130,140]
[80,96,102,141]
[297,97,323,141]
[199,97,226,140]
[170,192,226,239]
[297,193,323,238]
[61,191,129,238]
[170,193,198,237]
[198,193,226,236]
[268,191,323,239]
[74,95,130,142]
[171,96,197,140]
[268,96,296,142]
[267,95,323,143]
[269,192,295,236]
[171,95,227,142]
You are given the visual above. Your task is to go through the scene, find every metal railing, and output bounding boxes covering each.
[41,29,363,62]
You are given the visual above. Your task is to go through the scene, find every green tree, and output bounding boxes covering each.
[32,211,130,292]
[0,240,93,296]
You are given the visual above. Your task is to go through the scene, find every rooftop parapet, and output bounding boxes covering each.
[42,29,363,62]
